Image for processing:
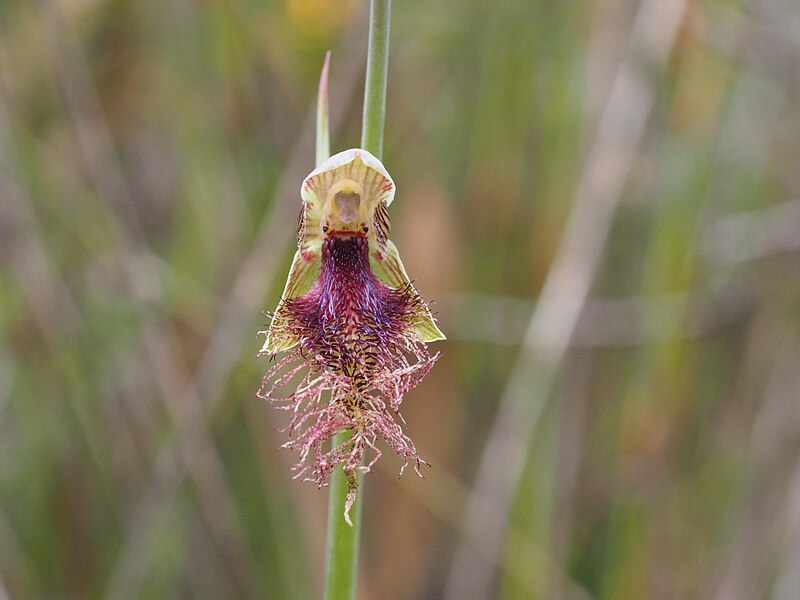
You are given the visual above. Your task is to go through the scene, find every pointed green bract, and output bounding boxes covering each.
[316,51,331,167]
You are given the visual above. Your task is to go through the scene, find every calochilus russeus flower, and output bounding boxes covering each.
[258,148,445,523]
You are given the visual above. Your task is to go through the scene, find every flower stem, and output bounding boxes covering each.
[323,2,391,599]
[323,430,363,600]
[361,0,391,160]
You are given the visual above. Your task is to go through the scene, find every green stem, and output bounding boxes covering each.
[361,0,391,159]
[323,2,391,599]
[323,431,363,600]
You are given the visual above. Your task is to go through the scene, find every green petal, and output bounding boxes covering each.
[369,239,446,342]
[283,247,321,300]
[261,249,321,353]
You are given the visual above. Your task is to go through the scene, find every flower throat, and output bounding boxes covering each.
[283,234,419,380]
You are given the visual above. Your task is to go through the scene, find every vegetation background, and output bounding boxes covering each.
[2,0,800,598]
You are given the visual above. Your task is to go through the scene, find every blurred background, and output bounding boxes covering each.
[2,0,800,598]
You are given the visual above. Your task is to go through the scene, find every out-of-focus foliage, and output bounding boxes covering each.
[1,0,800,598]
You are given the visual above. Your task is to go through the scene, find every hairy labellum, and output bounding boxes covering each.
[284,235,425,377]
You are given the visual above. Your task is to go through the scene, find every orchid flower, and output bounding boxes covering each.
[258,148,444,523]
